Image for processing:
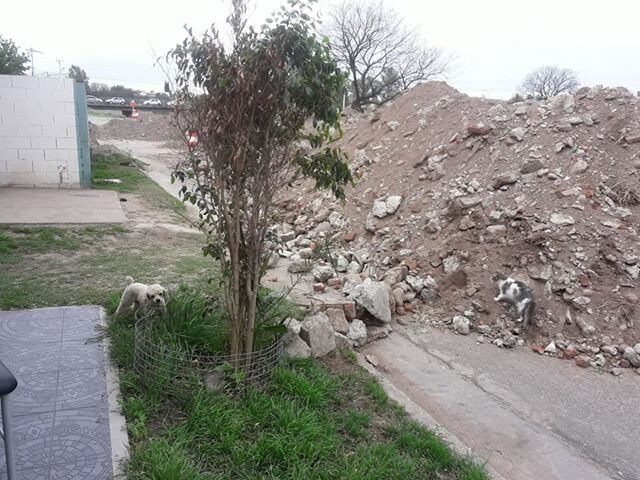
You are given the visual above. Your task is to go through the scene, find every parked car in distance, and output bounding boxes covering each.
[105,97,126,105]
[143,98,162,106]
[86,95,103,105]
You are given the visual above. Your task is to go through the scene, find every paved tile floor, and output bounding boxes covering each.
[0,307,113,479]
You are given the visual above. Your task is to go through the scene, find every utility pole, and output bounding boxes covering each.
[56,59,64,75]
[26,48,43,76]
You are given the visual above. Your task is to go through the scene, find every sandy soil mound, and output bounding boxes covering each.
[276,81,640,370]
[92,112,181,143]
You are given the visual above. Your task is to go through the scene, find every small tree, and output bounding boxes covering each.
[327,0,448,110]
[0,36,29,75]
[169,0,352,362]
[519,66,579,100]
[68,65,88,83]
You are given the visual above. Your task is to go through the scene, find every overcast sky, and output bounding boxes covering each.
[2,0,639,99]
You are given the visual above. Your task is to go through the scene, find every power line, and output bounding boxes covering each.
[26,48,43,76]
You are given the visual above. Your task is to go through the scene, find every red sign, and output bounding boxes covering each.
[186,130,199,151]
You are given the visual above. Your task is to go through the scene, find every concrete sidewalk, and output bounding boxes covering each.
[0,188,126,224]
[364,327,638,480]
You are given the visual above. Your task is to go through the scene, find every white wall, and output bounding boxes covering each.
[0,75,80,188]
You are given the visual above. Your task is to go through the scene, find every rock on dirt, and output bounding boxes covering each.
[325,307,349,335]
[312,264,335,283]
[550,213,575,225]
[443,256,461,274]
[349,278,392,323]
[452,315,470,335]
[347,319,368,347]
[623,347,640,367]
[284,336,312,358]
[300,313,336,357]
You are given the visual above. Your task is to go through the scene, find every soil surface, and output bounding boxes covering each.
[364,325,639,480]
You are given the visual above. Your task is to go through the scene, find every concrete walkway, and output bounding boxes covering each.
[0,306,126,479]
[0,188,126,224]
[364,327,639,480]
[100,140,191,214]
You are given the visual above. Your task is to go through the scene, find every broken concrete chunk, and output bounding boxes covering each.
[347,319,368,347]
[492,173,520,189]
[349,278,392,323]
[300,312,336,357]
[550,213,575,225]
[509,127,526,141]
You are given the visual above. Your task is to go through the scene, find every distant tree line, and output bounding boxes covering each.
[64,64,168,101]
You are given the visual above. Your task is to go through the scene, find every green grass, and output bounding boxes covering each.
[0,224,126,262]
[106,296,488,480]
[91,152,185,213]
[0,226,209,310]
[105,285,303,358]
[88,110,123,118]
[0,151,207,310]
[117,358,487,479]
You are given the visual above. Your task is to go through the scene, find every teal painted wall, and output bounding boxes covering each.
[73,82,91,188]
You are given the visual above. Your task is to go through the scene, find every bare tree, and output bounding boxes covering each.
[326,0,447,110]
[518,66,579,100]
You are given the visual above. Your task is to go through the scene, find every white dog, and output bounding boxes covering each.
[114,276,167,318]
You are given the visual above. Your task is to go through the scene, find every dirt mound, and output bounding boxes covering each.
[92,112,181,143]
[276,81,640,372]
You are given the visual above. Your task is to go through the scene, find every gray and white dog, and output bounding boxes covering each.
[493,274,536,328]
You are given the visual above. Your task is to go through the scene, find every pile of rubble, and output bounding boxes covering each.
[93,112,180,143]
[274,81,640,374]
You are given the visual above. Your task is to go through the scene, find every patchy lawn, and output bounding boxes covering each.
[0,224,210,309]
[105,303,487,480]
[0,152,208,310]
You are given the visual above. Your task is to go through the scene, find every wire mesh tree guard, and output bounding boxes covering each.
[133,319,286,395]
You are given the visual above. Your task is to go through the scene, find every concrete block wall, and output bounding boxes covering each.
[0,75,81,187]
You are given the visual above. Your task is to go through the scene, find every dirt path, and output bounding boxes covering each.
[364,326,638,480]
[101,139,200,220]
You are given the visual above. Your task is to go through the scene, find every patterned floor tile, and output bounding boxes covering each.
[0,412,54,472]
[56,368,108,411]
[62,307,101,322]
[50,407,111,467]
[8,372,58,416]
[0,317,63,346]
[28,309,66,321]
[62,317,102,343]
[58,342,104,372]
[50,455,111,480]
[11,466,50,480]
[1,344,62,376]
[0,307,114,479]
